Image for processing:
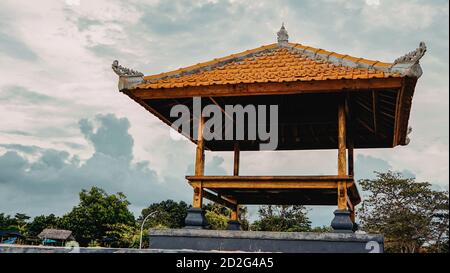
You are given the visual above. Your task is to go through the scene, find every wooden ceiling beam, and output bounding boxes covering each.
[130,78,403,100]
[372,90,378,135]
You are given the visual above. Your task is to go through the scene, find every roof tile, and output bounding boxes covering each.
[137,45,400,90]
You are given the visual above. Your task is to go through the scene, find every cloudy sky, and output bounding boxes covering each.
[0,0,448,227]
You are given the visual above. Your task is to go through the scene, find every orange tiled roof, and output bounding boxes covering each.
[135,42,402,90]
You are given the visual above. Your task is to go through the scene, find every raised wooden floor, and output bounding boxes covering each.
[186,175,361,207]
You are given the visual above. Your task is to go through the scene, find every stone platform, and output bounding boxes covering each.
[149,229,384,253]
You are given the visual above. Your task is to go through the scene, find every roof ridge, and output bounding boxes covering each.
[287,42,393,72]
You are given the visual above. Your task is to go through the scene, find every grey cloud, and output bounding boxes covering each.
[205,156,228,176]
[79,114,134,162]
[0,144,43,154]
[0,151,28,183]
[0,113,189,217]
[30,149,71,171]
[0,130,33,136]
[136,0,236,36]
[186,155,228,176]
[76,17,102,31]
[0,32,38,61]
[0,86,62,105]
[54,141,86,150]
[87,44,125,59]
[354,154,416,181]
[354,154,393,180]
[0,9,37,61]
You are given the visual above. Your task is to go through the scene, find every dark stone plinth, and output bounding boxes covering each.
[226,220,242,230]
[353,222,359,232]
[149,229,384,253]
[331,209,354,233]
[184,208,209,229]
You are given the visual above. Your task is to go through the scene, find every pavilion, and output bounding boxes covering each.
[113,24,425,232]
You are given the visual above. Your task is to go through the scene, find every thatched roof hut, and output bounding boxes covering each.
[38,228,75,241]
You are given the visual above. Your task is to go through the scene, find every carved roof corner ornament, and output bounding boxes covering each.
[277,23,289,46]
[393,42,427,65]
[391,42,427,78]
[111,60,144,91]
[112,60,144,77]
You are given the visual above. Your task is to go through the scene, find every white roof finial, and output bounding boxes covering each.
[277,23,289,46]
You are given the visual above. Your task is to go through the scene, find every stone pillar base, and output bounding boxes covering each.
[331,209,354,233]
[352,222,359,232]
[226,220,242,230]
[184,208,209,229]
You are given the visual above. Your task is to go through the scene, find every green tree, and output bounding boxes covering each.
[204,203,229,230]
[13,213,30,235]
[0,213,17,230]
[251,205,311,232]
[28,214,61,236]
[139,200,189,229]
[310,225,333,233]
[237,206,250,231]
[203,203,250,230]
[105,223,141,248]
[359,171,449,253]
[60,187,135,246]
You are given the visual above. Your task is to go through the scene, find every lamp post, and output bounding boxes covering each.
[139,211,158,249]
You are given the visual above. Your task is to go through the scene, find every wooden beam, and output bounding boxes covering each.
[193,185,203,208]
[122,90,195,144]
[347,194,356,223]
[356,117,375,134]
[337,181,348,210]
[189,180,352,189]
[338,99,347,176]
[192,114,205,209]
[393,78,417,146]
[195,116,205,176]
[233,142,240,176]
[337,98,349,211]
[346,194,354,212]
[202,190,237,210]
[130,78,404,100]
[187,175,354,181]
[230,207,239,221]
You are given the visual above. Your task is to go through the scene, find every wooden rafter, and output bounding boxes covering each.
[372,90,378,135]
[202,190,237,210]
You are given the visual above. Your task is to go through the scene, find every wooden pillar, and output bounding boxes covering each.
[338,100,347,177]
[232,143,240,222]
[195,116,205,176]
[337,182,347,210]
[233,142,240,176]
[230,208,238,221]
[193,116,205,208]
[337,99,348,210]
